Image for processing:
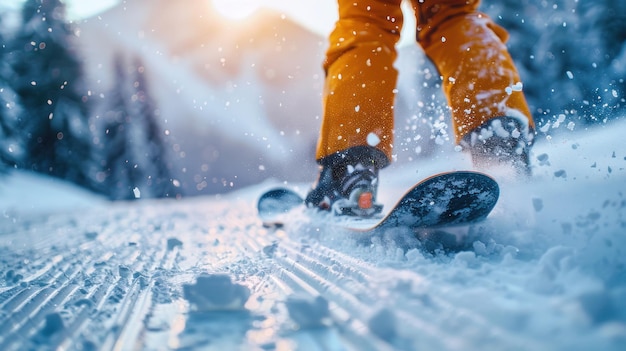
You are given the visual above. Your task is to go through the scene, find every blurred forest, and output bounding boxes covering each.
[483,0,626,126]
[0,0,624,200]
[0,0,177,200]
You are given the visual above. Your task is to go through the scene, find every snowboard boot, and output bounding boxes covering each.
[461,116,534,177]
[305,146,389,217]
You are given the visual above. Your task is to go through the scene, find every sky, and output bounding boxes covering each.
[0,0,338,35]
[1,0,416,45]
[0,0,114,19]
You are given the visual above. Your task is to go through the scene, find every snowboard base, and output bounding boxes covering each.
[258,171,499,251]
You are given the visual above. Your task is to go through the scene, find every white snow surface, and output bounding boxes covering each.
[1,118,625,350]
[0,171,107,214]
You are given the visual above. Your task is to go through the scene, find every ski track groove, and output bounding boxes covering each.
[253,233,457,351]
[243,230,395,351]
[0,262,81,350]
[248,219,544,351]
[0,197,568,350]
[0,206,178,351]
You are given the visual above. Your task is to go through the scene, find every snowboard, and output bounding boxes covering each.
[258,171,499,250]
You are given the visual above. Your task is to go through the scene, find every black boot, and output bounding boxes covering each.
[461,116,534,177]
[305,146,389,217]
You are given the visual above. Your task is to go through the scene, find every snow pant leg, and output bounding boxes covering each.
[316,0,404,163]
[412,0,535,143]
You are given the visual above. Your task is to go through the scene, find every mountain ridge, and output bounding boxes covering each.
[76,0,328,195]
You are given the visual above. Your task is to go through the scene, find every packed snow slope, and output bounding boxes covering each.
[0,118,625,350]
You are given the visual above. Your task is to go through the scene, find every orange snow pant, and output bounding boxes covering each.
[316,0,535,163]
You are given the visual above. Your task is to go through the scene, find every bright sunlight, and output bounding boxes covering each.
[211,0,262,20]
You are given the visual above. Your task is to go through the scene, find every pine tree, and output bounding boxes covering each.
[127,57,177,199]
[482,0,625,125]
[97,55,133,200]
[97,55,176,200]
[8,0,93,185]
[0,16,25,171]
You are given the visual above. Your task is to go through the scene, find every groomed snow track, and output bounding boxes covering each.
[0,187,624,350]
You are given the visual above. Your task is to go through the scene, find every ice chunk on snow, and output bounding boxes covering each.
[368,308,397,341]
[285,295,330,328]
[532,198,544,212]
[183,274,250,312]
[167,237,183,251]
[40,312,64,337]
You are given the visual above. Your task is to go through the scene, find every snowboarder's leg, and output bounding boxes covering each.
[414,0,535,140]
[413,0,535,173]
[316,0,404,163]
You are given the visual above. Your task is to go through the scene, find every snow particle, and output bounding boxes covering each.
[505,82,524,95]
[532,198,544,212]
[133,187,141,198]
[537,153,550,166]
[566,71,574,79]
[118,265,132,278]
[263,242,278,257]
[367,132,381,147]
[84,231,98,240]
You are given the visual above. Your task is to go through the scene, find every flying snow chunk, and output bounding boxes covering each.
[133,187,141,199]
[367,132,381,147]
[505,82,523,95]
